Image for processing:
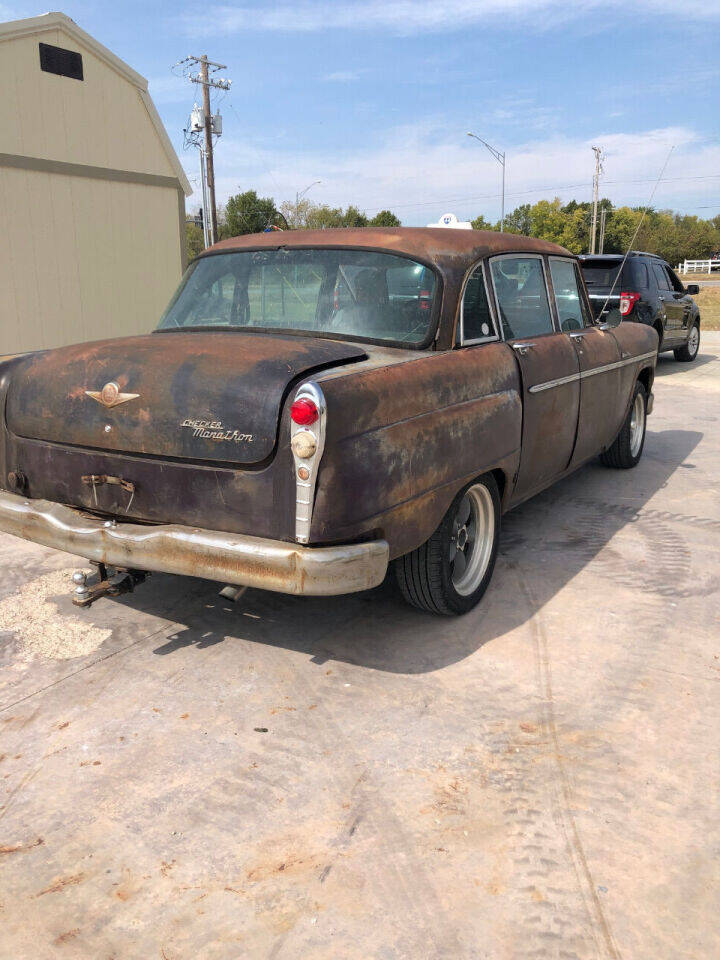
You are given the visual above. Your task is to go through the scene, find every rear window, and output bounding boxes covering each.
[157,248,439,346]
[580,259,624,289]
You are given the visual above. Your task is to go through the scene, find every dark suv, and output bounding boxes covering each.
[579,252,701,362]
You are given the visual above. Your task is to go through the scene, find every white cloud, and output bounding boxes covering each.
[147,74,197,105]
[323,70,363,82]
[179,0,720,36]
[184,122,720,223]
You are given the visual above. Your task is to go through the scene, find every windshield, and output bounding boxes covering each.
[157,249,438,345]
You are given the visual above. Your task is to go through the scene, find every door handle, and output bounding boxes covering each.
[511,342,535,356]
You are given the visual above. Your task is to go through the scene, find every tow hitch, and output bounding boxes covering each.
[72,563,149,608]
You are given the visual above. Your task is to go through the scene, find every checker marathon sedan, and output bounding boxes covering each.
[0,228,657,615]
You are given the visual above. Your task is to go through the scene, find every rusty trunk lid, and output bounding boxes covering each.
[6,332,366,465]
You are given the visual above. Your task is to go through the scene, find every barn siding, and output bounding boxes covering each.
[0,166,182,353]
[0,15,189,354]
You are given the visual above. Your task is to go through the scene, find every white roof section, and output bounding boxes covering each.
[427,213,473,230]
[0,11,192,196]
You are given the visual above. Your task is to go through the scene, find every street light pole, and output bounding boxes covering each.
[295,180,322,226]
[467,132,506,232]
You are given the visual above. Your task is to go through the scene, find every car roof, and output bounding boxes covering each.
[205,227,573,274]
[579,251,664,262]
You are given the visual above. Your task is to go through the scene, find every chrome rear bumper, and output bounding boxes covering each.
[0,491,389,596]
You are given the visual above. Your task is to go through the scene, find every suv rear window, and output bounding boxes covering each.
[580,258,624,289]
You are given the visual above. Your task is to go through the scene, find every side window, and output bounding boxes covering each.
[652,262,670,290]
[631,261,649,289]
[490,256,554,340]
[460,264,496,343]
[549,258,591,331]
[665,265,685,293]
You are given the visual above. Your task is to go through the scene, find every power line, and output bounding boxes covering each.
[332,173,720,215]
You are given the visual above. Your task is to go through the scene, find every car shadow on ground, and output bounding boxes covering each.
[110,428,702,675]
[655,350,716,377]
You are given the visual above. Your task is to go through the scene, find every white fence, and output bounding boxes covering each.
[678,258,720,274]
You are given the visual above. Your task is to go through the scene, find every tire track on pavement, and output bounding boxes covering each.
[514,564,623,960]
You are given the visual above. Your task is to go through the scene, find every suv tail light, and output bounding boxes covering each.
[619,291,641,317]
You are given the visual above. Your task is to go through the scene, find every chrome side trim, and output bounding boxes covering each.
[0,491,389,596]
[291,381,327,544]
[528,350,656,394]
[528,371,581,393]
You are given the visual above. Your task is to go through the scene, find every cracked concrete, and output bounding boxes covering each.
[0,336,718,959]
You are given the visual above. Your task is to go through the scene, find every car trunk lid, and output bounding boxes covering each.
[6,331,366,465]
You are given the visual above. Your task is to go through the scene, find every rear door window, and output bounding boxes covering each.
[490,256,554,340]
[549,258,592,331]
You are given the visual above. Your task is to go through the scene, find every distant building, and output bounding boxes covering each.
[427,213,473,230]
[0,12,192,355]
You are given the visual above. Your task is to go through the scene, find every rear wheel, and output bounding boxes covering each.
[599,381,647,469]
[674,322,700,362]
[393,474,500,615]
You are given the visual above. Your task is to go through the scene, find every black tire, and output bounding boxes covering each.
[674,322,700,362]
[599,381,647,469]
[393,474,501,616]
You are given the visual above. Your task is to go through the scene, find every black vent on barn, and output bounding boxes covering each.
[39,42,84,81]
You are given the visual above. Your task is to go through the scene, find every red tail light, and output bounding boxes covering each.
[419,289,431,312]
[291,397,319,426]
[619,291,641,317]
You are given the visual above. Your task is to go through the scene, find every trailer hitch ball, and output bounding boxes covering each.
[72,566,149,608]
[73,570,91,603]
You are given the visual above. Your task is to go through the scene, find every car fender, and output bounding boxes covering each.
[311,344,522,558]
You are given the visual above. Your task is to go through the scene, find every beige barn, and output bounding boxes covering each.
[0,12,192,355]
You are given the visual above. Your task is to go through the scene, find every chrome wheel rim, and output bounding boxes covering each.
[629,392,645,458]
[688,325,699,356]
[449,483,495,596]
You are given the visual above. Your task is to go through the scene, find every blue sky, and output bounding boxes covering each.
[4,1,720,223]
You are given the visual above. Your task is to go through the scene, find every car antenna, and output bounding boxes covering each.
[598,145,675,322]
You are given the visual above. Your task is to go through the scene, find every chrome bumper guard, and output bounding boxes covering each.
[0,491,389,596]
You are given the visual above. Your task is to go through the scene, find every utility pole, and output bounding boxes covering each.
[598,206,607,254]
[200,57,217,244]
[180,55,231,246]
[590,145,604,254]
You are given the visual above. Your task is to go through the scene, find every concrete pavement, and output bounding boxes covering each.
[1,336,719,960]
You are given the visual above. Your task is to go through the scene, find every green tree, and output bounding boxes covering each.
[503,203,532,235]
[342,205,369,227]
[471,214,498,231]
[185,222,205,259]
[225,190,278,236]
[306,204,346,229]
[369,209,401,227]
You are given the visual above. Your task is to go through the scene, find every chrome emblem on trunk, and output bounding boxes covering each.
[85,382,139,409]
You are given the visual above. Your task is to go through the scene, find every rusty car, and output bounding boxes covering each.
[0,228,657,615]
